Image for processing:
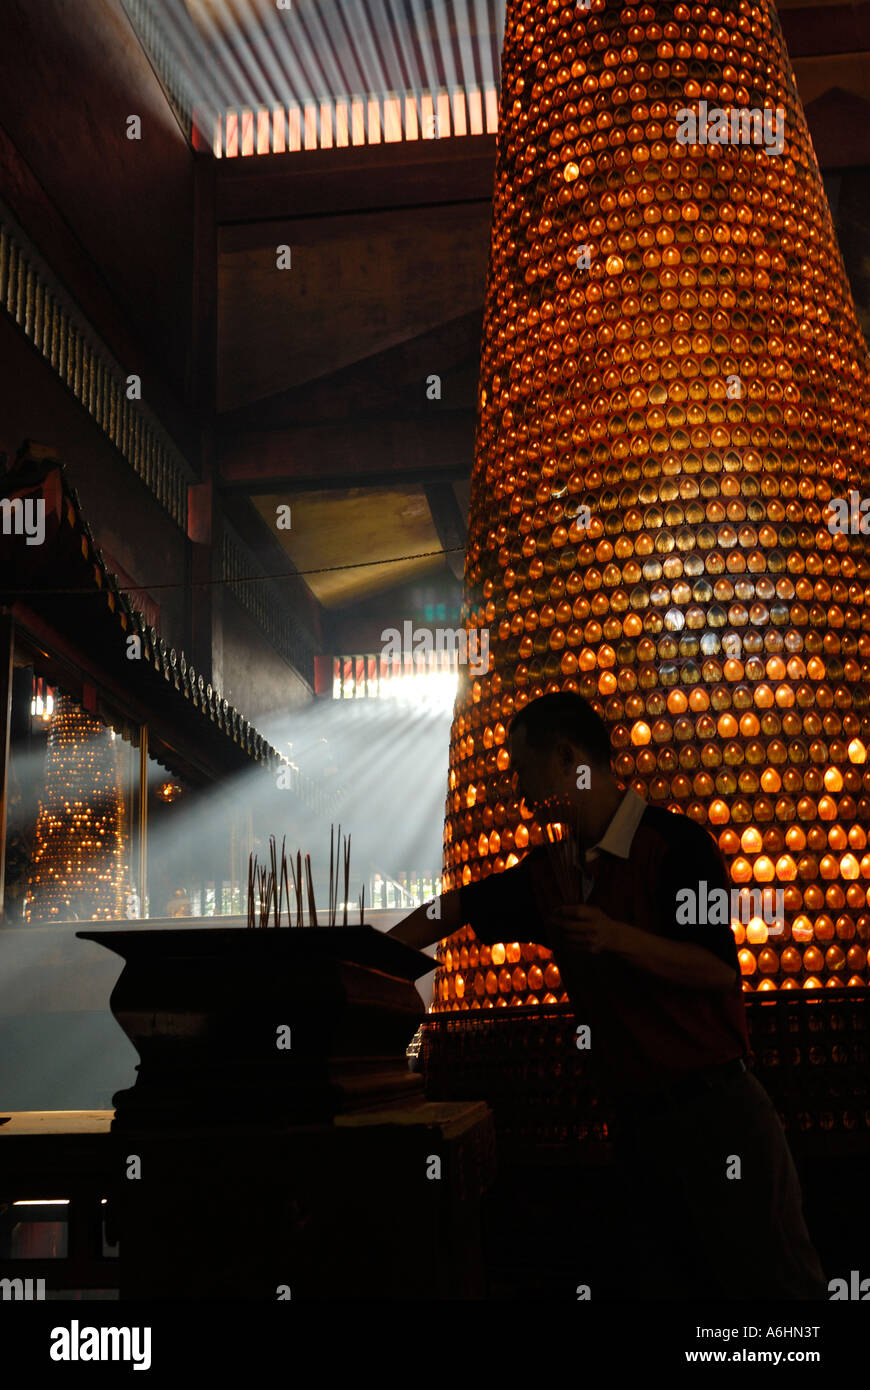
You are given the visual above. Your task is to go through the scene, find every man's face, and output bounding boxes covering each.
[509,724,578,816]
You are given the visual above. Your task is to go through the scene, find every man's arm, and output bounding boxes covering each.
[549,905,738,990]
[387,854,544,951]
[613,918,738,989]
[386,888,463,950]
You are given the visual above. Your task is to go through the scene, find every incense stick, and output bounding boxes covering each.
[329,824,334,928]
[276,835,286,926]
[343,834,350,927]
[305,852,318,927]
[257,864,267,928]
[289,851,299,927]
[281,843,290,930]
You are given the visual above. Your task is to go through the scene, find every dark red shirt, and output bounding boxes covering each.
[459,802,750,1102]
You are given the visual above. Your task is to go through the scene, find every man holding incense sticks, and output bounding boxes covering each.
[389,691,827,1300]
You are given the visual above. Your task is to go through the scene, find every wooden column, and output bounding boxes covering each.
[139,725,148,920]
[0,610,15,920]
[188,147,220,688]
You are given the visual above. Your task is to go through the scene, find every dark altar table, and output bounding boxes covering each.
[75,924,497,1299]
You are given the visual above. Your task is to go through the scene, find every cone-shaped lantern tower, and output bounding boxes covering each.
[26,695,131,922]
[435,0,870,1011]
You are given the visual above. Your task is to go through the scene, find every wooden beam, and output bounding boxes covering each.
[216,133,498,224]
[217,307,481,491]
[219,307,484,433]
[778,2,870,58]
[424,483,467,582]
[218,412,475,493]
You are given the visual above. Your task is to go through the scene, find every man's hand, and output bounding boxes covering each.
[547,903,626,956]
[549,904,738,991]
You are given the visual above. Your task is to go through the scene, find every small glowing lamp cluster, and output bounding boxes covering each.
[25,694,130,922]
[436,0,870,1010]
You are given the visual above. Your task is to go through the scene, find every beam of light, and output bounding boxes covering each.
[405,0,448,116]
[292,3,363,114]
[121,0,239,125]
[0,694,453,1102]
[338,1,393,110]
[478,0,503,93]
[192,0,280,103]
[125,0,506,149]
[450,0,482,107]
[253,694,452,892]
[214,2,304,110]
[430,0,460,93]
[369,0,416,101]
[3,692,453,924]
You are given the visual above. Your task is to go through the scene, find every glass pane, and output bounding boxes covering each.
[146,755,249,918]
[6,677,140,924]
[1,1202,69,1259]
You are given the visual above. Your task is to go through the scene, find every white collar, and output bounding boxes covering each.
[586,786,647,862]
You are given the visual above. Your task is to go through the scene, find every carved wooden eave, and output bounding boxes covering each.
[0,445,311,796]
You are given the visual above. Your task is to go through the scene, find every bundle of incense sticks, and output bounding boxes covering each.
[247,826,359,928]
[544,814,582,906]
[247,848,283,928]
[249,859,276,928]
[326,824,353,926]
